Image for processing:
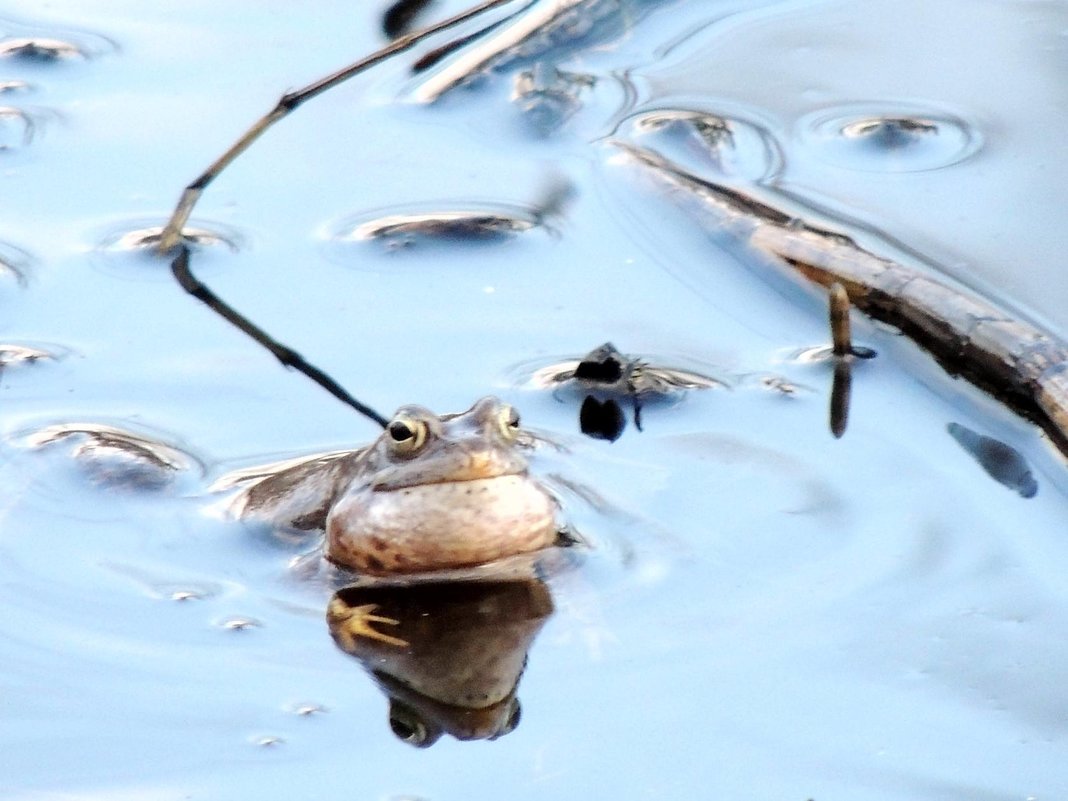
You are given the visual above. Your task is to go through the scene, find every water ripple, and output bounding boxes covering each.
[0,240,33,286]
[797,103,982,172]
[0,105,35,150]
[0,16,116,63]
[90,218,244,279]
[612,107,783,183]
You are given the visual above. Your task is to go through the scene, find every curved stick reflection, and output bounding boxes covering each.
[327,578,554,746]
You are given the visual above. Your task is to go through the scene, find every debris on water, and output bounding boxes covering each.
[537,342,726,396]
[350,209,537,245]
[407,0,626,103]
[532,342,725,439]
[17,422,203,490]
[512,62,595,133]
[798,103,982,172]
[288,702,329,717]
[614,108,782,183]
[758,375,808,396]
[947,422,1038,498]
[252,735,285,748]
[219,616,262,631]
[332,178,574,250]
[0,342,57,368]
[0,37,84,62]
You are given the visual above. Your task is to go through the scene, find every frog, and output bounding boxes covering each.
[229,396,562,576]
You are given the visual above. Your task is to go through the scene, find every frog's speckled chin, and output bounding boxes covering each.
[325,475,559,575]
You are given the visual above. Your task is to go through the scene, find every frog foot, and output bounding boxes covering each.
[329,600,408,648]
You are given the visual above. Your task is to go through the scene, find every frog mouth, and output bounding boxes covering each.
[372,468,528,493]
[371,451,531,492]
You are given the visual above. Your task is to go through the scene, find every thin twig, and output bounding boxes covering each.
[171,245,390,428]
[156,0,520,253]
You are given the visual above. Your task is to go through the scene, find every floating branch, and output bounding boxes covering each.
[156,0,521,253]
[156,0,526,425]
[617,142,1068,456]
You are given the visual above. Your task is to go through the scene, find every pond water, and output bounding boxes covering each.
[2,1,1067,798]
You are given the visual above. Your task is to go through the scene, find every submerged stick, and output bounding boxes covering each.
[156,0,520,253]
[171,246,389,428]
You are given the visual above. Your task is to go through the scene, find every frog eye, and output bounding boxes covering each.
[387,415,427,454]
[388,702,438,748]
[497,404,521,440]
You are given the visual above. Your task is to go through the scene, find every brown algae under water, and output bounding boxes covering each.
[1,0,1068,799]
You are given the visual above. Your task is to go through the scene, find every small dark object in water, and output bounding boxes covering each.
[566,342,724,396]
[574,345,624,384]
[383,0,437,39]
[947,422,1038,498]
[537,342,724,439]
[579,396,625,441]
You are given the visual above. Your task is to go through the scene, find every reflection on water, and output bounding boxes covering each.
[328,579,553,746]
[3,0,1068,799]
[947,421,1038,499]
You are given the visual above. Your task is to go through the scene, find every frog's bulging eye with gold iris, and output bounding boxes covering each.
[387,415,427,454]
[497,405,521,440]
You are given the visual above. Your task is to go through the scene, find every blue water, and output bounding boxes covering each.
[2,1,1067,798]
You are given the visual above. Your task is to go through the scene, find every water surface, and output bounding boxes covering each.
[1,1,1067,799]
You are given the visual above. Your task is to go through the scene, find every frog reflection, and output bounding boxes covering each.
[327,578,554,745]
